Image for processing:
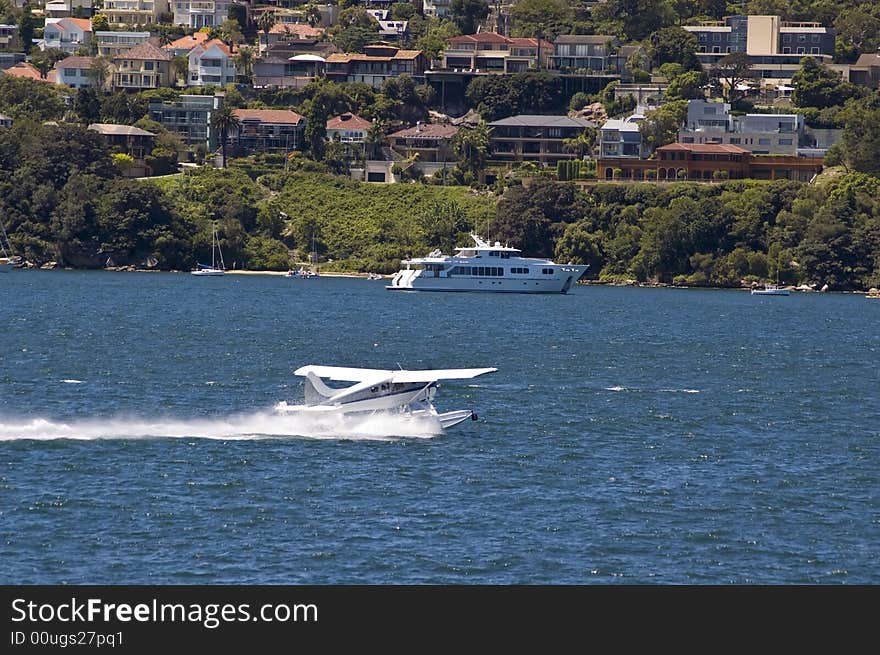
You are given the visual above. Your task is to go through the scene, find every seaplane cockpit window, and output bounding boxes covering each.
[542,268,554,275]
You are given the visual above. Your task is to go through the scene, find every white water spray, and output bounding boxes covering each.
[0,408,445,442]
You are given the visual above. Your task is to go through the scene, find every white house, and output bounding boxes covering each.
[172,0,232,29]
[51,56,96,88]
[326,112,371,143]
[41,17,92,54]
[188,38,236,86]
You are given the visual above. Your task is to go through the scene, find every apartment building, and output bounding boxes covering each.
[41,18,92,55]
[683,15,835,82]
[187,38,236,86]
[231,109,306,154]
[148,93,222,149]
[550,35,618,72]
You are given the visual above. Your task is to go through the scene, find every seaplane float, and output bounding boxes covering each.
[274,365,497,431]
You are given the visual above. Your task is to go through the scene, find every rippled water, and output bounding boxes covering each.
[1,271,878,583]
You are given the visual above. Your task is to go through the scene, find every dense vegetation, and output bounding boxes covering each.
[3,120,878,289]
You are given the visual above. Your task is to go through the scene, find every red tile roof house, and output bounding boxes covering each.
[326,112,372,143]
[230,109,306,156]
[1,62,52,82]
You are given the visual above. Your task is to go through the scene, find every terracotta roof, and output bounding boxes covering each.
[388,123,458,139]
[326,112,371,130]
[1,62,50,82]
[658,143,750,154]
[233,109,304,124]
[326,48,421,63]
[194,38,235,57]
[57,18,92,32]
[508,37,554,50]
[269,23,324,38]
[447,32,511,45]
[116,42,172,61]
[164,32,210,51]
[53,56,94,70]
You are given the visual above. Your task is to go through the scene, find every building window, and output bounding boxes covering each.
[811,47,819,54]
[758,138,771,145]
[729,137,741,144]
[682,136,694,143]
[782,47,791,54]
[779,138,792,145]
[797,47,805,54]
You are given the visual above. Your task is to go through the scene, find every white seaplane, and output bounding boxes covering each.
[274,365,497,431]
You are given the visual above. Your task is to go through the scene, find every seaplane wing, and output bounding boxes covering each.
[294,365,497,384]
[390,368,497,383]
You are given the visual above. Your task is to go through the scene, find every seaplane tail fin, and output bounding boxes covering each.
[304,371,337,406]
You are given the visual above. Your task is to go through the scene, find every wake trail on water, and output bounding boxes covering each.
[0,408,444,442]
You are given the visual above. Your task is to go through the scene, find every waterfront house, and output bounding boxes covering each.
[172,0,233,30]
[597,142,822,182]
[231,109,306,155]
[678,99,808,156]
[550,35,618,72]
[489,114,596,166]
[0,112,12,128]
[51,56,97,89]
[102,0,169,26]
[163,32,210,57]
[41,17,92,55]
[387,122,458,163]
[44,0,95,18]
[88,123,157,176]
[112,42,172,91]
[187,38,237,87]
[599,113,648,159]
[324,44,426,88]
[0,61,51,82]
[326,112,371,144]
[441,32,553,72]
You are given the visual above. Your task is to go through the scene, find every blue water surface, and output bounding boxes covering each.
[1,271,878,583]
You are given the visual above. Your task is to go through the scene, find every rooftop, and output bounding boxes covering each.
[488,114,596,128]
[233,109,305,125]
[388,123,459,139]
[115,42,171,61]
[88,123,156,137]
[658,143,750,154]
[326,112,372,130]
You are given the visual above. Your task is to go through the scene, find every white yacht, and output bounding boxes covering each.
[386,234,588,294]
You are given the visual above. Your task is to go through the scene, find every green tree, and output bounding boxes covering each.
[305,4,323,27]
[171,55,189,86]
[665,69,707,100]
[415,20,461,62]
[418,199,470,254]
[648,27,700,71]
[0,76,67,121]
[235,45,255,83]
[836,94,880,177]
[791,57,863,110]
[834,9,880,62]
[711,52,753,105]
[18,3,36,54]
[452,121,490,178]
[74,86,101,123]
[91,13,110,32]
[451,0,489,35]
[638,100,687,150]
[593,0,676,42]
[257,10,275,50]
[211,103,241,168]
[89,56,112,90]
[509,0,574,39]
